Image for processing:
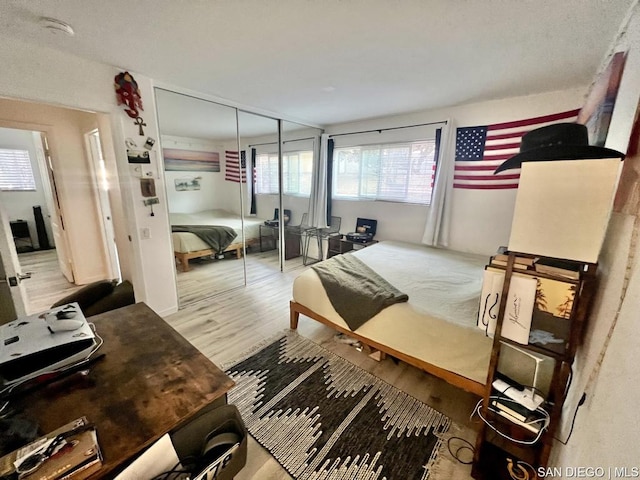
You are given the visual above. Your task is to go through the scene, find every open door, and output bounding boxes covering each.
[40,133,74,283]
[0,203,29,324]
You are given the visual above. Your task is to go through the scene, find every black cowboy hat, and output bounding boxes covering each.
[494,123,625,174]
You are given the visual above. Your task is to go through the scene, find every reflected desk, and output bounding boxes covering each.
[259,224,301,260]
[17,302,235,478]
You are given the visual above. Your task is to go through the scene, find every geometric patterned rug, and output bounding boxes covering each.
[224,331,465,480]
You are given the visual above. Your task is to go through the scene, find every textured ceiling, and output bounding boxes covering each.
[0,0,634,127]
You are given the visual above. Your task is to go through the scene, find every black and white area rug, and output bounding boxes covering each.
[224,332,467,480]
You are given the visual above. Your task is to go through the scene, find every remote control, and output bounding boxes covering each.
[492,379,544,411]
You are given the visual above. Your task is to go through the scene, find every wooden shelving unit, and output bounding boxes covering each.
[471,252,597,479]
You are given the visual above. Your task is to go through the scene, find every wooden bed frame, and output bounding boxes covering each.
[175,241,244,272]
[290,300,486,397]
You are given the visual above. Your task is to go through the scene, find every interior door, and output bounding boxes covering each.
[86,129,120,280]
[41,134,74,282]
[0,202,28,323]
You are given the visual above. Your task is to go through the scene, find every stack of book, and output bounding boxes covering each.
[534,257,582,280]
[0,417,102,480]
[489,398,548,434]
[489,254,536,271]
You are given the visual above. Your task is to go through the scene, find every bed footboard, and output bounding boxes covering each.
[289,300,486,397]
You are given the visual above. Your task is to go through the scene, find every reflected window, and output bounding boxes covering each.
[255,150,313,196]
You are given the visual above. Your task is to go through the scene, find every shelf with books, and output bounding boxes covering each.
[472,251,597,479]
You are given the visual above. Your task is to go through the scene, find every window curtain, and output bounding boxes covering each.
[250,148,257,215]
[422,121,454,246]
[308,133,330,228]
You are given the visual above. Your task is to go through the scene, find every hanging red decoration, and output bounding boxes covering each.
[114,71,143,119]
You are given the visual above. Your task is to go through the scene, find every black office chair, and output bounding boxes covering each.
[264,208,292,226]
[260,208,293,252]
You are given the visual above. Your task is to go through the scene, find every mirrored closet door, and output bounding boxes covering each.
[236,111,282,285]
[155,89,245,304]
[281,121,323,271]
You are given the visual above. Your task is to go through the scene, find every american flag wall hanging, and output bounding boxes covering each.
[453,109,580,190]
[225,150,246,183]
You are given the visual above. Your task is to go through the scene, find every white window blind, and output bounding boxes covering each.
[333,140,437,205]
[255,150,313,196]
[0,149,36,191]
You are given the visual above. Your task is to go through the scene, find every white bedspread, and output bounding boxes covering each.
[170,209,264,253]
[293,240,493,384]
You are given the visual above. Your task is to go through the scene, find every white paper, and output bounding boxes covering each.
[501,274,537,344]
[114,433,181,480]
[508,158,621,263]
[477,268,505,336]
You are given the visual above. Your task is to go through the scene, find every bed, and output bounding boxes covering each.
[290,240,493,396]
[170,209,264,272]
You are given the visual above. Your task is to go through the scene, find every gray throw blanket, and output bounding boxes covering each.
[312,254,409,330]
[172,225,237,253]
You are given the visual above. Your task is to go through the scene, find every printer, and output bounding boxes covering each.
[0,303,97,386]
[346,218,377,243]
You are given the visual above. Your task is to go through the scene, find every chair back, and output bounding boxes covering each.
[321,216,341,234]
[283,209,292,225]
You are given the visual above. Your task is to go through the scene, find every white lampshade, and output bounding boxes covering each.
[508,158,622,263]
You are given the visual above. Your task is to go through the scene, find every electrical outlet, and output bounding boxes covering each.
[141,227,151,240]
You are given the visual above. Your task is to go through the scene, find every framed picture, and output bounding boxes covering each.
[528,277,576,354]
[577,50,627,147]
[175,177,201,191]
[127,149,151,164]
[164,149,220,172]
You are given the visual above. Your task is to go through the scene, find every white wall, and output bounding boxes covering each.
[325,87,587,254]
[0,128,53,250]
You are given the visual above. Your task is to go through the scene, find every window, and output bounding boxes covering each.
[255,150,313,195]
[333,140,437,205]
[0,149,36,191]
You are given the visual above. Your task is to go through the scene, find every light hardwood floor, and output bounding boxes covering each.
[18,249,84,315]
[21,249,478,479]
[166,265,479,480]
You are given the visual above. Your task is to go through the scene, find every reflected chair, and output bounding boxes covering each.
[304,216,341,264]
[285,213,317,264]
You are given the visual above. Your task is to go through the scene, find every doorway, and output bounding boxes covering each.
[0,98,123,318]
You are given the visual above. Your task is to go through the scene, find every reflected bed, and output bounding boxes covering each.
[170,209,264,272]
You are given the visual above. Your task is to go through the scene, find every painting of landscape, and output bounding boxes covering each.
[164,148,220,172]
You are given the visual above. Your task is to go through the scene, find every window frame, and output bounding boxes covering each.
[331,139,437,206]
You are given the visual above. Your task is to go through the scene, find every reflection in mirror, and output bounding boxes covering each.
[155,89,244,306]
[281,121,323,271]
[236,111,282,284]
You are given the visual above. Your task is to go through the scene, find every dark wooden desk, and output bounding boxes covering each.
[18,302,235,478]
